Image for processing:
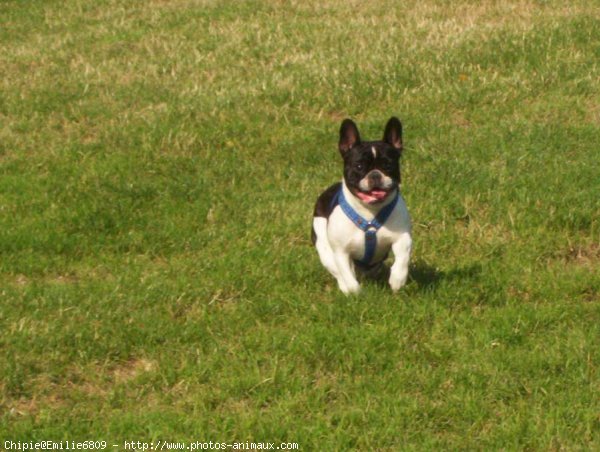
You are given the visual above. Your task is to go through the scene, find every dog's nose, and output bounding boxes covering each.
[368,171,382,183]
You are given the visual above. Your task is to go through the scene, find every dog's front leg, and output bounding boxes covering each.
[333,251,360,295]
[389,232,412,292]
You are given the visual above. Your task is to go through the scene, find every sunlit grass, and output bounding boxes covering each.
[1,0,599,448]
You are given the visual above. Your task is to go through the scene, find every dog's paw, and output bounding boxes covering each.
[389,274,407,292]
[347,281,361,295]
[339,279,360,295]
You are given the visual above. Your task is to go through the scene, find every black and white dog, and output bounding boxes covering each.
[311,117,411,295]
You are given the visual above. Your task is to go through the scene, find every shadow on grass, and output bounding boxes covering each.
[363,259,482,291]
[409,260,482,291]
[408,260,442,289]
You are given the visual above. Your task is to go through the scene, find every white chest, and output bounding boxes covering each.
[327,197,411,263]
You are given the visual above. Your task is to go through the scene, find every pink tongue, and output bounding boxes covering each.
[357,190,388,203]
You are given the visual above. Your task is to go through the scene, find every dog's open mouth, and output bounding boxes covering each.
[355,189,390,204]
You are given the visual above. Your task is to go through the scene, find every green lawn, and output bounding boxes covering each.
[1,0,599,449]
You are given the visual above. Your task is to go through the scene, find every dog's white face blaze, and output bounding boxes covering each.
[371,146,377,158]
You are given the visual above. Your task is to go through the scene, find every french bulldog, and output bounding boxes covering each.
[311,117,412,294]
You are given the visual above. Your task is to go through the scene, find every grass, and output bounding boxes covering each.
[1,0,599,449]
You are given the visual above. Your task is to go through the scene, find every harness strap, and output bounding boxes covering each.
[336,187,398,266]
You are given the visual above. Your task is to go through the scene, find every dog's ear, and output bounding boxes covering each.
[383,117,403,152]
[339,119,361,156]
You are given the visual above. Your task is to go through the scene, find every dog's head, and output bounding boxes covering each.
[338,117,403,205]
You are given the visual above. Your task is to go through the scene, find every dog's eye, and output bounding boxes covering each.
[356,163,365,171]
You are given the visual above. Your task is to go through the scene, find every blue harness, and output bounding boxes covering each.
[333,187,399,268]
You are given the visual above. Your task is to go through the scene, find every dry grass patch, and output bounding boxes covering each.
[111,357,157,383]
[563,243,600,268]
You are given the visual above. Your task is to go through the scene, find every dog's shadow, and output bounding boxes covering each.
[363,259,481,291]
